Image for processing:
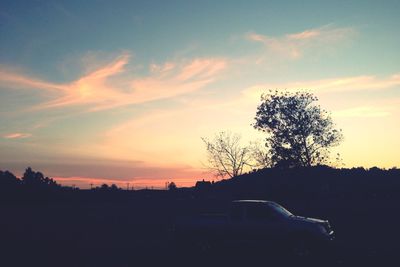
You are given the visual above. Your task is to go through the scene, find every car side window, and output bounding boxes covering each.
[246,204,275,221]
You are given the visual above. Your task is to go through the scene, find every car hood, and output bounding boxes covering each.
[291,215,326,224]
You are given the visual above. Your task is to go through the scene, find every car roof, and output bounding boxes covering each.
[232,200,275,204]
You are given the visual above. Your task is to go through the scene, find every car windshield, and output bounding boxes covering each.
[269,203,293,217]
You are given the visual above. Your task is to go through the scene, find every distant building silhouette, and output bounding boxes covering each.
[195,179,212,191]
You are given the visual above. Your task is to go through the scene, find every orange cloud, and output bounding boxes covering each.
[127,58,227,110]
[39,53,131,109]
[3,133,32,139]
[247,25,354,60]
[0,53,227,111]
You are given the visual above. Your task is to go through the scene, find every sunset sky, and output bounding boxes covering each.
[1,1,399,188]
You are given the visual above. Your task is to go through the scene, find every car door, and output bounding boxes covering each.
[243,203,285,243]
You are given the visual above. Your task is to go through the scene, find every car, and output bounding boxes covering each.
[174,200,334,256]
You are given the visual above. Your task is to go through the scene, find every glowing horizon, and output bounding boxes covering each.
[1,1,399,188]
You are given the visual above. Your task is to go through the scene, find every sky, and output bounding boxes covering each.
[1,0,399,188]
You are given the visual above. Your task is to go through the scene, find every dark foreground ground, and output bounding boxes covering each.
[1,194,399,267]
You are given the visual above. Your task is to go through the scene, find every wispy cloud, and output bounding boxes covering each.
[0,69,67,91]
[0,53,227,111]
[333,106,392,118]
[242,73,400,99]
[247,25,354,60]
[3,132,32,139]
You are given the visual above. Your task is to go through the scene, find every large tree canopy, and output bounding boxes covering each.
[254,90,343,168]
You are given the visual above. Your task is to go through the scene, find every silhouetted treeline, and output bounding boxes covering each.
[206,166,400,202]
[1,165,399,204]
[0,167,185,202]
[0,167,70,201]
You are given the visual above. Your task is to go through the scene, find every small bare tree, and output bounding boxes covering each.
[249,140,273,169]
[202,131,255,179]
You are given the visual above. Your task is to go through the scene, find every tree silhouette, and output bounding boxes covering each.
[21,167,59,188]
[0,170,20,192]
[254,90,343,168]
[110,184,120,190]
[202,131,254,178]
[100,184,109,190]
[168,182,177,191]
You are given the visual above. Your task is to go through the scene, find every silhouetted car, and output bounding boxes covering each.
[174,200,334,255]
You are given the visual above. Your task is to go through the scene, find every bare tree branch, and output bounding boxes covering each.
[202,131,263,178]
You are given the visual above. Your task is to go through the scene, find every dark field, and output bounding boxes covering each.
[1,166,400,267]
[1,195,399,267]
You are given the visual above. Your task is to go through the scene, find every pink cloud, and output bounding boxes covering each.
[0,70,67,91]
[0,53,227,111]
[177,58,227,81]
[150,62,176,74]
[3,133,32,139]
